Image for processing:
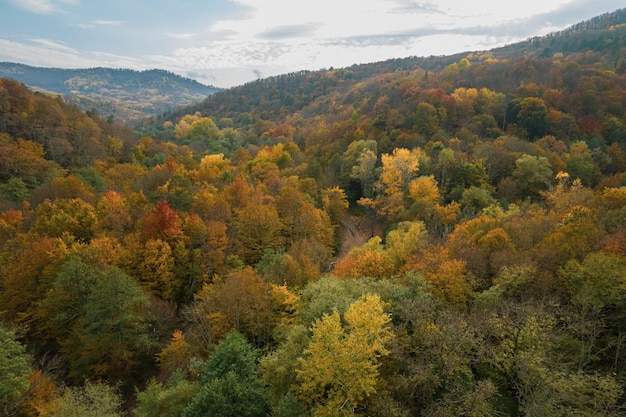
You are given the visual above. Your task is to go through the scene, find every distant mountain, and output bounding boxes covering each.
[0,63,221,122]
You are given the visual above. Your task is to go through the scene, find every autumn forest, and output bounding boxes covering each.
[2,8,626,417]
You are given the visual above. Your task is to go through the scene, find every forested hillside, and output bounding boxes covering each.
[0,63,220,122]
[1,8,626,417]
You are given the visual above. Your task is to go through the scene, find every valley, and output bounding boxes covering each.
[1,8,626,416]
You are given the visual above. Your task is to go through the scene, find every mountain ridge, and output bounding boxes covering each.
[2,8,625,125]
[154,7,626,128]
[0,62,221,122]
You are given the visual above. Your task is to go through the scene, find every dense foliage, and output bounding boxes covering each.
[1,9,626,416]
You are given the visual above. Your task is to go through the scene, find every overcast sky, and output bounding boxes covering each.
[0,0,623,88]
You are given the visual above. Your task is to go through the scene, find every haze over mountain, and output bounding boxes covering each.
[0,62,220,121]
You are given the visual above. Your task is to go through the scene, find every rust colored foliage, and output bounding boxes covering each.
[142,199,184,243]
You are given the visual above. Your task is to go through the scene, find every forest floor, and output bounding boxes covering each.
[335,214,383,259]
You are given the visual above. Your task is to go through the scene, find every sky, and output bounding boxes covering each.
[0,0,624,88]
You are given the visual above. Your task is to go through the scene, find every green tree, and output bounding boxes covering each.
[414,102,439,137]
[271,392,306,417]
[0,177,29,203]
[340,140,377,184]
[476,300,622,416]
[182,331,269,417]
[517,97,547,140]
[460,186,496,216]
[558,252,626,370]
[512,154,553,201]
[39,254,153,382]
[565,141,601,187]
[189,117,220,142]
[299,277,366,325]
[0,325,31,416]
[261,325,310,406]
[49,381,122,417]
[69,266,153,381]
[445,161,489,202]
[134,370,199,417]
[350,148,378,198]
[174,113,220,145]
[388,283,501,416]
[385,221,428,270]
[35,253,100,347]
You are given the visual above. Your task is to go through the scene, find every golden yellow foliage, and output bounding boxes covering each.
[157,330,194,375]
[405,245,474,309]
[297,295,392,416]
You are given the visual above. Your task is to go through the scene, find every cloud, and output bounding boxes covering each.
[388,0,445,15]
[324,27,441,48]
[213,0,392,40]
[89,51,145,68]
[214,0,575,47]
[29,38,78,54]
[77,20,124,29]
[165,41,291,68]
[166,33,195,40]
[3,0,624,89]
[93,20,123,26]
[0,39,94,68]
[9,0,77,14]
[10,0,58,14]
[310,0,606,51]
[259,24,319,40]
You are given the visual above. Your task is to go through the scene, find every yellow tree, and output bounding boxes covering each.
[185,268,297,350]
[196,153,231,183]
[404,245,475,309]
[297,295,392,416]
[360,147,422,222]
[408,175,459,235]
[385,221,428,270]
[95,190,132,237]
[321,186,349,224]
[233,201,284,264]
[157,330,195,376]
[32,198,97,243]
[138,238,176,300]
[0,209,23,243]
[174,112,219,143]
[332,236,394,280]
[0,234,68,326]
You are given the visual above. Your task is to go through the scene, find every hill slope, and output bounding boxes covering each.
[0,63,220,122]
[2,9,626,417]
[159,8,626,127]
